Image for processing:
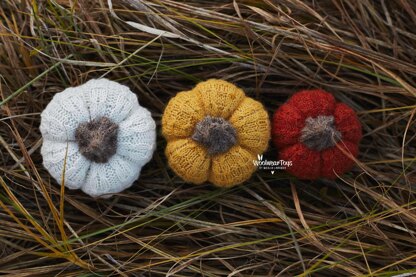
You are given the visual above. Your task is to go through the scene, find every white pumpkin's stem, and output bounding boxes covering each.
[75,116,118,163]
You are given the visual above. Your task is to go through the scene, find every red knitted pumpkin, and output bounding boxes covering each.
[272,89,362,180]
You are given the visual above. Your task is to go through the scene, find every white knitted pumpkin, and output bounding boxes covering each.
[40,78,156,198]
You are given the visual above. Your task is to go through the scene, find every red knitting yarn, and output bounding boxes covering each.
[272,89,362,180]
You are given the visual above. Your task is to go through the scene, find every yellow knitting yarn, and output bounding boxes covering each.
[162,79,270,187]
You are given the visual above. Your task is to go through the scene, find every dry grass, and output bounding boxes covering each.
[1,0,416,276]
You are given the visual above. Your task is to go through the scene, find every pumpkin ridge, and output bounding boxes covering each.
[271,103,303,149]
[229,98,270,154]
[285,101,308,121]
[224,94,246,120]
[287,89,336,118]
[162,90,205,140]
[333,103,362,144]
[191,88,207,116]
[195,79,246,118]
[165,139,210,184]
[237,143,258,157]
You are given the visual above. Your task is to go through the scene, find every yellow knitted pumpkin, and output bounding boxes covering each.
[162,79,270,187]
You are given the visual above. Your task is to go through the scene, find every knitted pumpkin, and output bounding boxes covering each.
[40,78,156,198]
[272,89,362,180]
[162,79,270,187]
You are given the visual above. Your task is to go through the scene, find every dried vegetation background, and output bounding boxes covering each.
[1,0,416,276]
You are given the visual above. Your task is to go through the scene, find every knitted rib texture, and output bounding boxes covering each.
[40,78,156,198]
[272,89,362,180]
[162,79,270,187]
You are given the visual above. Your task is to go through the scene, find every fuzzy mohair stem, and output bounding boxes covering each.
[75,116,119,163]
[192,115,237,155]
[300,115,342,151]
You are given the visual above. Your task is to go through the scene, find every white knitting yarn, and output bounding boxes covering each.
[40,78,156,198]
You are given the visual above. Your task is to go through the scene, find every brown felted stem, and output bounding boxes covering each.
[300,115,342,151]
[75,116,119,163]
[192,115,237,155]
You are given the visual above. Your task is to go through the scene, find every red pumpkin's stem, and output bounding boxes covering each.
[300,115,342,151]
